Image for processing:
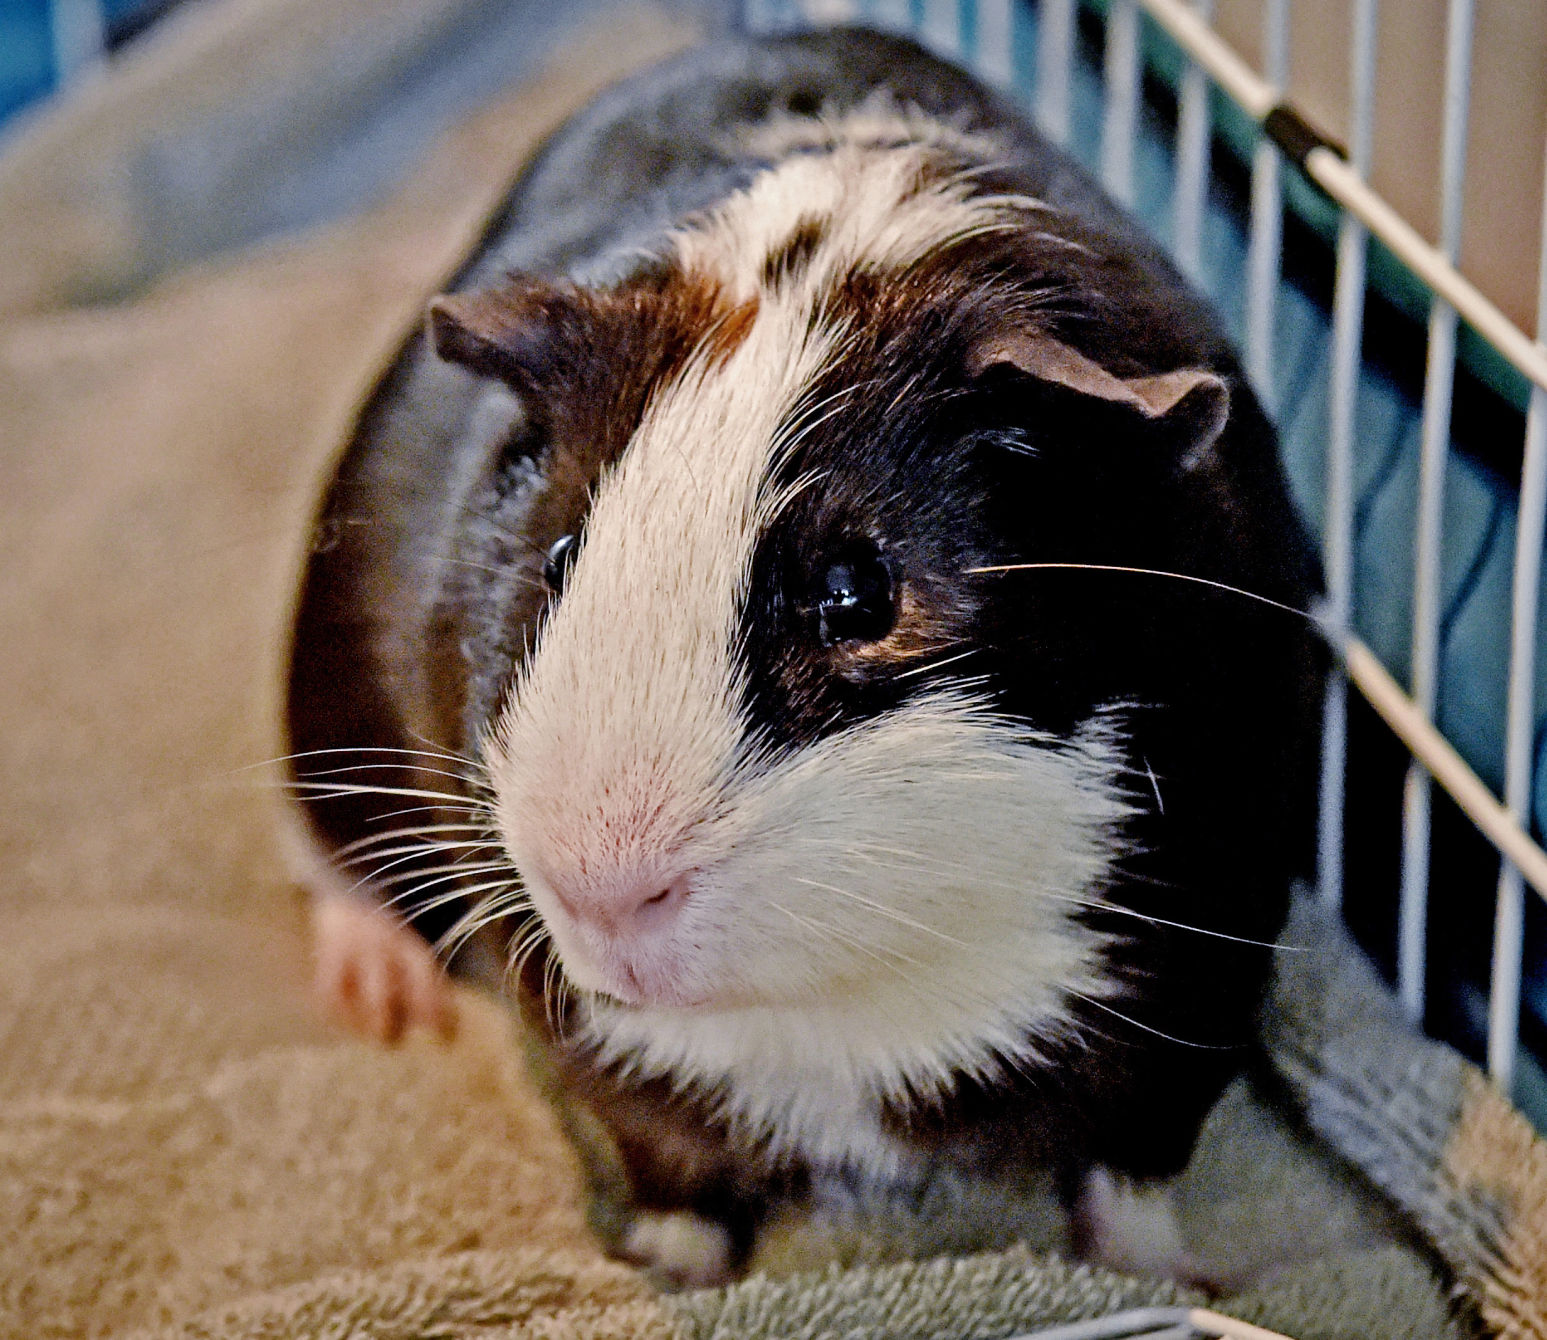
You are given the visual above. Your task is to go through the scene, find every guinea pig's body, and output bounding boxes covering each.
[286,28,1322,1282]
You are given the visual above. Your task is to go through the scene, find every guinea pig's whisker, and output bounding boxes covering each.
[502,920,550,992]
[395,874,522,923]
[889,646,978,680]
[353,852,507,886]
[366,802,491,824]
[438,879,524,926]
[434,908,487,962]
[372,862,515,906]
[376,868,516,911]
[542,950,570,1032]
[345,832,501,891]
[436,885,530,961]
[448,499,546,552]
[480,889,535,933]
[1077,901,1301,951]
[1055,1012,1135,1059]
[340,838,499,870]
[261,743,481,771]
[344,846,489,896]
[790,876,969,949]
[446,892,526,945]
[333,822,495,858]
[380,837,506,877]
[368,872,510,920]
[966,562,1313,621]
[435,556,524,580]
[286,781,477,804]
[769,902,922,976]
[1068,991,1239,1052]
[289,763,484,790]
[842,841,1297,951]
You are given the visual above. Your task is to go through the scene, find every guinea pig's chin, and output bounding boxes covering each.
[599,974,712,1011]
[546,935,713,1010]
[569,958,712,1010]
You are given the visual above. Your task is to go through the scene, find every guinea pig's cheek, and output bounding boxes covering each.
[543,923,606,991]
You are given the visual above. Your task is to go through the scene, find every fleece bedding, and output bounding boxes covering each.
[2,2,1545,1337]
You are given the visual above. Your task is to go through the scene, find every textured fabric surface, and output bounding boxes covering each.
[2,3,1545,1337]
[0,8,697,1337]
[1264,900,1547,1340]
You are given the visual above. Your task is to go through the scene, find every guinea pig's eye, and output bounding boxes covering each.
[543,533,579,595]
[812,543,895,646]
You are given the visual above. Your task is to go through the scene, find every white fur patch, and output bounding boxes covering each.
[487,288,839,992]
[484,110,1130,1177]
[679,104,1044,307]
[583,700,1131,1174]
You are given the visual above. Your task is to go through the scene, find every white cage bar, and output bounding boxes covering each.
[1491,154,1547,1092]
[1115,0,1547,1094]
[1242,0,1287,403]
[1100,0,1141,208]
[1035,0,1076,146]
[49,0,106,85]
[975,0,1016,88]
[866,0,913,29]
[1171,0,1213,282]
[921,0,965,57]
[1318,0,1378,918]
[1398,0,1475,1025]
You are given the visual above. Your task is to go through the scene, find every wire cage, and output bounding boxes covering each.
[745,0,1547,1130]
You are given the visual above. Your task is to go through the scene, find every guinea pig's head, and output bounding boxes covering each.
[429,128,1230,1075]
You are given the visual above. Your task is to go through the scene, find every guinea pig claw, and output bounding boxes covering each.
[311,893,457,1044]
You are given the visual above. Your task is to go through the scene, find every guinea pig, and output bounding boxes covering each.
[285,27,1322,1286]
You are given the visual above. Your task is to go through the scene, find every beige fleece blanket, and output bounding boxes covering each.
[0,7,696,1336]
[3,4,1545,1337]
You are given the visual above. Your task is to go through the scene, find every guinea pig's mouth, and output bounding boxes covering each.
[553,939,716,1011]
[527,866,720,1010]
[588,962,714,1011]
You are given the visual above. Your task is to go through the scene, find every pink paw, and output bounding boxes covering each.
[312,894,457,1044]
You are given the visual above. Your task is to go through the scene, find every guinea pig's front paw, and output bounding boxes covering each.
[311,893,457,1044]
[615,1210,736,1290]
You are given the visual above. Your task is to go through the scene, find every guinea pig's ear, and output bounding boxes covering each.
[970,328,1230,468]
[427,283,568,397]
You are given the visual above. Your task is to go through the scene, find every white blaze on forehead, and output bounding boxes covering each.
[487,292,836,888]
[679,108,1041,305]
[489,116,1034,890]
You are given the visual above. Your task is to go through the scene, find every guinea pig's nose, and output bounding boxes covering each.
[550,871,692,939]
[627,872,692,932]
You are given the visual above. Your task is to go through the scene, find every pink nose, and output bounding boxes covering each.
[549,870,692,940]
